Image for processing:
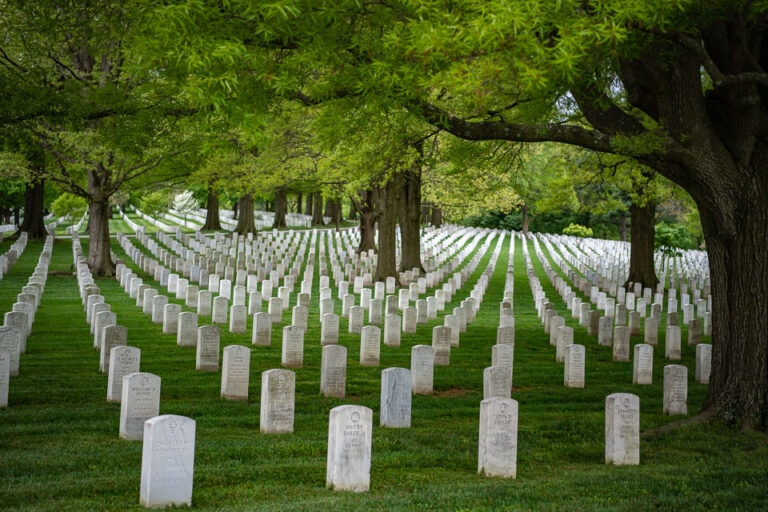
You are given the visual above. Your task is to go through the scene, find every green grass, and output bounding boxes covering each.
[0,233,766,512]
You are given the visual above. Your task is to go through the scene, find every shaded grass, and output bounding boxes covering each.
[0,234,765,511]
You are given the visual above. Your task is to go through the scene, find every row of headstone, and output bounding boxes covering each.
[1,234,52,408]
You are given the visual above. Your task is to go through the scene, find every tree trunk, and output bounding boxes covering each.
[234,194,256,234]
[324,199,342,228]
[273,187,287,229]
[398,160,425,273]
[305,193,313,217]
[353,190,377,254]
[373,181,399,282]
[203,189,222,230]
[521,203,530,236]
[619,210,628,242]
[347,199,357,220]
[430,205,443,228]
[701,193,768,429]
[295,192,303,214]
[85,166,115,277]
[311,192,324,226]
[17,180,48,240]
[625,201,659,290]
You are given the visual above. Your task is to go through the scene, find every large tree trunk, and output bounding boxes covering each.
[311,192,324,226]
[353,190,377,254]
[273,187,287,229]
[17,180,48,240]
[203,189,222,230]
[625,201,659,290]
[373,181,399,282]
[398,162,425,273]
[305,193,313,217]
[619,210,628,242]
[324,199,342,229]
[347,199,357,221]
[295,192,303,214]
[86,166,115,277]
[430,205,443,228]
[521,203,530,236]
[234,194,256,235]
[699,184,768,429]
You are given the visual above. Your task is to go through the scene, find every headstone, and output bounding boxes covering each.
[410,345,434,395]
[260,369,295,433]
[478,397,518,478]
[633,344,654,385]
[100,325,127,374]
[368,298,383,325]
[185,285,199,309]
[360,325,381,367]
[598,317,613,347]
[432,325,452,366]
[491,344,514,374]
[563,344,585,388]
[644,317,659,346]
[687,318,702,346]
[0,327,20,376]
[497,325,515,345]
[196,325,220,371]
[94,311,117,350]
[663,364,688,415]
[321,313,340,345]
[119,372,161,441]
[228,304,247,333]
[162,303,181,335]
[384,314,401,347]
[212,296,228,324]
[348,306,364,334]
[221,345,251,400]
[380,368,412,428]
[483,365,512,399]
[142,289,157,315]
[665,325,682,360]
[320,344,347,399]
[613,326,630,362]
[139,414,196,508]
[0,349,9,407]
[268,297,283,324]
[605,393,640,465]
[695,344,712,384]
[107,346,140,403]
[556,326,574,364]
[292,305,309,331]
[326,405,373,492]
[197,290,212,316]
[151,295,169,324]
[549,316,565,346]
[281,325,304,368]
[252,312,272,347]
[176,312,198,348]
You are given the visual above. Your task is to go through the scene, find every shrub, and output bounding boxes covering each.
[562,223,593,237]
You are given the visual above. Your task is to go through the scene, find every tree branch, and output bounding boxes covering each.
[407,99,615,153]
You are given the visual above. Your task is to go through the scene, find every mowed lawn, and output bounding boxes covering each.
[0,231,766,512]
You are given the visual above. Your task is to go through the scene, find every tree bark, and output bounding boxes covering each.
[311,191,324,226]
[521,203,530,236]
[398,166,425,273]
[625,202,659,290]
[273,187,287,229]
[352,190,377,254]
[619,210,628,242]
[234,194,256,234]
[295,192,303,214]
[17,180,48,240]
[430,205,443,228]
[85,166,115,277]
[347,198,357,220]
[305,193,313,217]
[701,192,768,429]
[203,189,222,230]
[373,181,399,282]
